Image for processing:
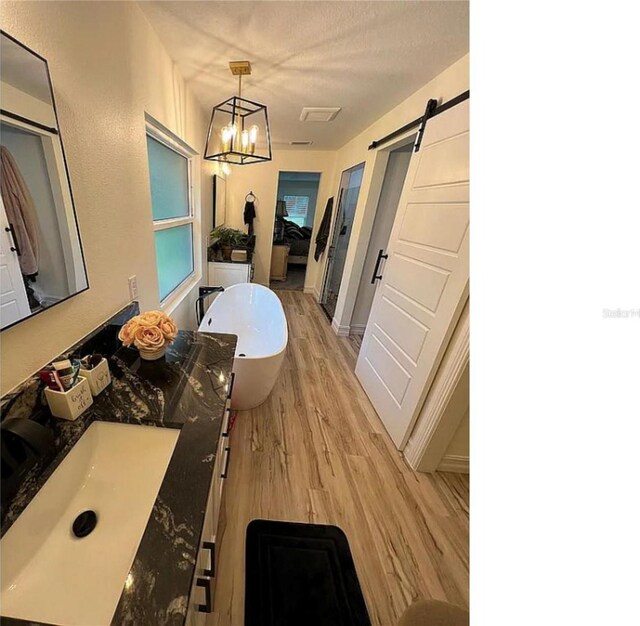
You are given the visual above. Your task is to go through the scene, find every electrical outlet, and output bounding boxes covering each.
[128,275,138,300]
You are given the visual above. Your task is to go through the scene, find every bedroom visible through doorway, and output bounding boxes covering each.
[270,171,321,291]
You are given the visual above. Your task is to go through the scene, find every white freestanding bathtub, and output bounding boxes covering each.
[198,283,288,410]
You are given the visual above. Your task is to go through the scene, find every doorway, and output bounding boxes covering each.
[350,140,414,339]
[269,171,321,291]
[320,162,365,319]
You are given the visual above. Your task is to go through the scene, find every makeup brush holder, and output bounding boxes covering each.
[79,358,111,396]
[44,377,93,421]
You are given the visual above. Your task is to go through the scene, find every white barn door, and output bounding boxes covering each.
[355,98,469,449]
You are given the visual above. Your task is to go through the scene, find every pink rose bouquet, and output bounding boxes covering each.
[118,310,178,358]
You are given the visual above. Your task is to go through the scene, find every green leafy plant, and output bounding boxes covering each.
[210,226,249,247]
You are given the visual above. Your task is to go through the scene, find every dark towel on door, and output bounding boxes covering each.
[244,200,256,235]
[314,196,333,261]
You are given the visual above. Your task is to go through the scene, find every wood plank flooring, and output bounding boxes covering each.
[210,290,469,626]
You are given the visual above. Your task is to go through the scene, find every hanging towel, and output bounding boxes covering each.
[0,146,40,276]
[314,196,334,261]
[244,199,256,235]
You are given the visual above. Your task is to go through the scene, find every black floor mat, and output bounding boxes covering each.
[245,519,371,626]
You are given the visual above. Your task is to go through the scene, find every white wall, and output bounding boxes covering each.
[444,408,469,457]
[0,1,212,394]
[225,150,336,288]
[314,54,469,331]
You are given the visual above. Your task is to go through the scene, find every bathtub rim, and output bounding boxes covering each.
[198,283,289,360]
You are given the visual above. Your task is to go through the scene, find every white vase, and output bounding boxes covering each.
[138,345,166,361]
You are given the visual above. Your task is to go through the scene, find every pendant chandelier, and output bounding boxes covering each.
[204,61,272,165]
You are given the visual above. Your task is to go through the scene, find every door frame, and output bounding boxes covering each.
[327,130,418,336]
[318,161,365,323]
[349,134,416,336]
[270,170,323,290]
[403,299,469,471]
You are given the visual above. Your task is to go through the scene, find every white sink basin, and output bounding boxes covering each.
[0,421,179,625]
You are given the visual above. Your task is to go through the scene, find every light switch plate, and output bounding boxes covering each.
[128,275,138,300]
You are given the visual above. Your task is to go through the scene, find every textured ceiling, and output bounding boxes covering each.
[139,1,469,150]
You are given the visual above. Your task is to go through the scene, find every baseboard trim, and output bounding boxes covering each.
[438,454,469,473]
[305,285,322,302]
[350,324,367,336]
[331,318,351,337]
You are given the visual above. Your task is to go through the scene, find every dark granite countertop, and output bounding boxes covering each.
[0,304,236,625]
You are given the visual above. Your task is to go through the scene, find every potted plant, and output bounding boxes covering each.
[210,226,249,261]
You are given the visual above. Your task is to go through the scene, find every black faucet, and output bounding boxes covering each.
[1,418,55,515]
[195,286,225,325]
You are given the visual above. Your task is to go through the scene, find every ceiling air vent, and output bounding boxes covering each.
[289,141,313,146]
[299,107,341,122]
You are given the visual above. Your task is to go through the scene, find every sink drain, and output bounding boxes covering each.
[72,510,98,538]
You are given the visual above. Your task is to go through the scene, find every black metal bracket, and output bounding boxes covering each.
[414,99,438,153]
[368,89,470,151]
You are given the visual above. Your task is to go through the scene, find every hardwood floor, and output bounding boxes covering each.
[211,290,469,626]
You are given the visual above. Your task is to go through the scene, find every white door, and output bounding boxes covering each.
[0,195,31,327]
[355,98,469,449]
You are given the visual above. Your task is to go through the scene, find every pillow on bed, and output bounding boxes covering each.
[283,220,305,239]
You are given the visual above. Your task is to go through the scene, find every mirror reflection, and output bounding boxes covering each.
[0,31,88,330]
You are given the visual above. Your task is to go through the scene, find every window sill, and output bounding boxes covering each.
[160,271,201,318]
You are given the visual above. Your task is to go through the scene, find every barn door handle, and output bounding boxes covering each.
[4,224,21,256]
[371,249,388,284]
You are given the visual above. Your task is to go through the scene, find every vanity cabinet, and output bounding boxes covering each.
[185,377,233,625]
[208,261,252,289]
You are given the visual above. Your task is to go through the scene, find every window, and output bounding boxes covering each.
[146,129,197,303]
[284,195,310,227]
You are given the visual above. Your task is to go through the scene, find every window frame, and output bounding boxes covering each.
[145,116,200,314]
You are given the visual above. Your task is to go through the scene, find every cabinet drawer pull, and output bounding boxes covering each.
[222,407,231,437]
[196,577,212,613]
[227,372,235,399]
[203,541,215,577]
[221,446,231,479]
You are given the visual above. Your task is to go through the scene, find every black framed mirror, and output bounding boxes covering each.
[0,30,89,331]
[213,174,226,227]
